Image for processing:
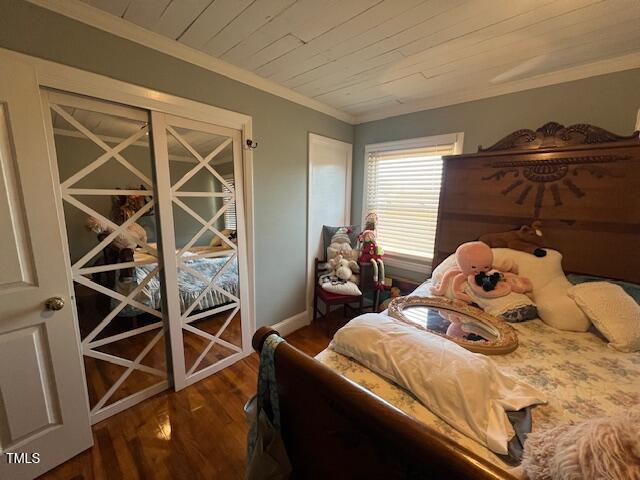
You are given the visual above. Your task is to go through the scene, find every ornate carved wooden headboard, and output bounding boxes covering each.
[434,122,640,283]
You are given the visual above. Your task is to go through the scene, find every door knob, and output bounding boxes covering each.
[45,296,65,311]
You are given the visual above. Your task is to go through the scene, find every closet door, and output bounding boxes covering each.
[44,91,168,423]
[152,112,250,390]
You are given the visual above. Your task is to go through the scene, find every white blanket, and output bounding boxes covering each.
[330,314,546,455]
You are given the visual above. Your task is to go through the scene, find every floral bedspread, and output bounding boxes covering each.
[316,308,640,468]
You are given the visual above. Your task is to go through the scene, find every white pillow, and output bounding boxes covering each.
[431,254,457,285]
[568,282,640,352]
[321,281,362,296]
[433,248,590,332]
[331,314,546,455]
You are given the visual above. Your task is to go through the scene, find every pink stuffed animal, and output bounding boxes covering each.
[432,241,532,304]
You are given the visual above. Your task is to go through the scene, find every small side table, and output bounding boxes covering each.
[378,276,422,312]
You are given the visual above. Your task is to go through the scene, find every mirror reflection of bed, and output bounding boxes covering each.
[77,231,241,407]
[74,229,242,409]
[135,240,242,370]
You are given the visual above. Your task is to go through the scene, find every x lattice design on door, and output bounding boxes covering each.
[165,125,243,378]
[51,103,167,422]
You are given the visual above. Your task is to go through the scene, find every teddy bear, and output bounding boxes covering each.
[479,221,547,257]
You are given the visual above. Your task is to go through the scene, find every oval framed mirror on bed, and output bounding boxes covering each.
[388,295,519,355]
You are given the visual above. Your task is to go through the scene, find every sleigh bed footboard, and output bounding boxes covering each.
[251,326,515,480]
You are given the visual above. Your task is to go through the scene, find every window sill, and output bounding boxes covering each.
[383,253,433,275]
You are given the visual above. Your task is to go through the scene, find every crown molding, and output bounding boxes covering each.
[354,52,640,124]
[26,0,356,125]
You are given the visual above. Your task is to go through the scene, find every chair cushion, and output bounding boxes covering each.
[316,285,361,302]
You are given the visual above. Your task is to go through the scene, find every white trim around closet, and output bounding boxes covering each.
[1,47,257,344]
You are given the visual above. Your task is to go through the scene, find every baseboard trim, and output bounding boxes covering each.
[271,310,310,337]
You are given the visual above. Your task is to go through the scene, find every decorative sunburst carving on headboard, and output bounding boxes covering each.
[482,155,627,217]
[477,122,637,217]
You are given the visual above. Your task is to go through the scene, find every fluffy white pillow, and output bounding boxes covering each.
[331,314,546,455]
[568,282,640,352]
[432,248,590,332]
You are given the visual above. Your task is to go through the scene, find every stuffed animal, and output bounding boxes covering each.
[327,227,357,261]
[364,212,378,231]
[479,221,547,257]
[328,255,359,283]
[111,187,152,223]
[358,213,385,290]
[86,216,147,249]
[379,287,401,312]
[431,241,532,304]
[439,310,468,339]
[319,255,361,296]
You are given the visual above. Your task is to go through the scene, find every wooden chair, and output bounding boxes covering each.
[312,258,365,324]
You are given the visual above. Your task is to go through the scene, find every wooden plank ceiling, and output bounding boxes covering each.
[82,0,640,119]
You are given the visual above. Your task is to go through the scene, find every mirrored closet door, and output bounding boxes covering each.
[43,90,251,423]
[45,91,168,423]
[151,112,250,390]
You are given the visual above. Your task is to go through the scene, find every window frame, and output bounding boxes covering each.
[222,173,237,230]
[361,132,464,273]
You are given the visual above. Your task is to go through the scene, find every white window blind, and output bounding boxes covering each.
[222,177,237,230]
[365,142,456,262]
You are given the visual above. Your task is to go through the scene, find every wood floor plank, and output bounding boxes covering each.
[39,313,340,479]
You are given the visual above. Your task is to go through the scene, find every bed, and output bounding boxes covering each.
[252,122,640,479]
[133,251,239,313]
[317,281,640,471]
[95,240,239,316]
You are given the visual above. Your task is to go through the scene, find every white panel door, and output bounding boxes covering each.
[307,133,352,307]
[0,56,92,478]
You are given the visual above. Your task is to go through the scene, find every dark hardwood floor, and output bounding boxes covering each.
[39,312,348,480]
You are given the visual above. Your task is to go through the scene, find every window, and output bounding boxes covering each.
[222,176,237,230]
[363,133,463,271]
